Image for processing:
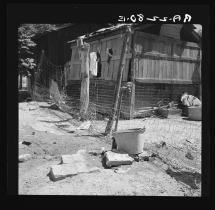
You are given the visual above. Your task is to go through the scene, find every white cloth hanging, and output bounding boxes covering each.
[89,52,97,76]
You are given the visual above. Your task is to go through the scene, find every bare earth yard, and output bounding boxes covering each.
[19,102,201,196]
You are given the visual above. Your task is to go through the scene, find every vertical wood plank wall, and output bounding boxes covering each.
[68,33,131,81]
[133,31,201,83]
[133,31,201,113]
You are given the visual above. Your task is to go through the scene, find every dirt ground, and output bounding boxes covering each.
[19,101,201,196]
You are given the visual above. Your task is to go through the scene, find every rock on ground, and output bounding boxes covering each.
[60,150,86,164]
[19,154,32,162]
[104,151,134,167]
[50,150,100,181]
[49,164,100,181]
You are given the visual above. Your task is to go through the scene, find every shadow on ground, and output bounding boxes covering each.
[39,119,70,123]
[182,117,200,121]
[166,168,201,189]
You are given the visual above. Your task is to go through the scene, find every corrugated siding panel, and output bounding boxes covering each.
[66,79,131,117]
[135,82,199,110]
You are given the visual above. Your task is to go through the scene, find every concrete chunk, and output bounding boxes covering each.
[60,150,87,164]
[104,151,133,167]
[50,149,100,181]
[49,164,100,181]
[77,121,91,130]
[60,154,84,164]
[19,154,32,162]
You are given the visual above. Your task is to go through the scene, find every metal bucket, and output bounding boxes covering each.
[188,106,202,121]
[112,128,145,155]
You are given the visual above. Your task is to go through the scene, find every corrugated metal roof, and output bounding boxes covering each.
[67,23,133,44]
[67,23,201,44]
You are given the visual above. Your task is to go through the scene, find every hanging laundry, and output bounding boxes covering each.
[89,52,98,76]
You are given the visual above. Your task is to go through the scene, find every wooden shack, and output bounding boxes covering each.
[32,23,109,90]
[65,24,201,118]
[34,23,109,65]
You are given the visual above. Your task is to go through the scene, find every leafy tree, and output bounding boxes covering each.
[197,29,202,37]
[193,24,202,38]
[18,24,57,88]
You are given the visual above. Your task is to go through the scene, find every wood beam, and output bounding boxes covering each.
[105,26,133,135]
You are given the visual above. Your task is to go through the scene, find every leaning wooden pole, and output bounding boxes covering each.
[105,26,132,135]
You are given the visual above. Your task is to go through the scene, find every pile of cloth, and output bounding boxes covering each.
[181,92,201,107]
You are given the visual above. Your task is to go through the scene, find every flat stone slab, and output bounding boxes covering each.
[77,121,91,130]
[60,154,85,164]
[104,151,134,167]
[19,154,32,162]
[50,149,100,181]
[49,164,100,181]
[60,150,87,164]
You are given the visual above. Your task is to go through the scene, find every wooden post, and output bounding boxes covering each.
[114,89,123,132]
[129,32,136,119]
[129,83,135,119]
[105,26,132,135]
[77,38,90,119]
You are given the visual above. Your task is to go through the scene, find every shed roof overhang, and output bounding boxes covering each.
[67,23,156,46]
[67,23,201,47]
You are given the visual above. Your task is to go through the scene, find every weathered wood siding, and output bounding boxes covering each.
[69,33,131,81]
[159,24,183,40]
[66,30,201,118]
[132,31,201,113]
[69,47,82,80]
[133,31,201,83]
